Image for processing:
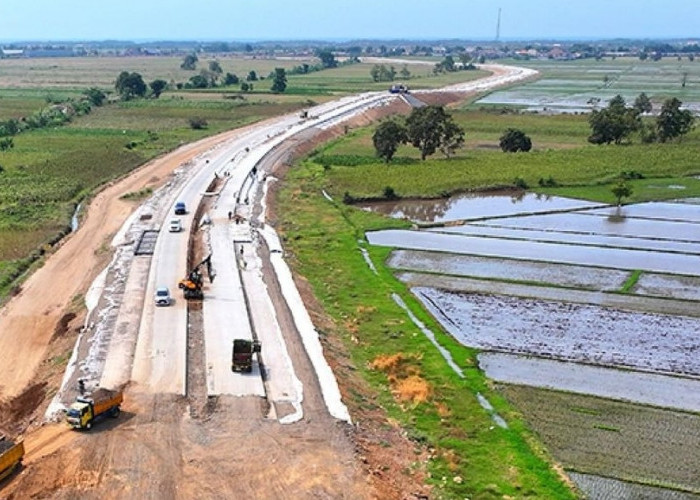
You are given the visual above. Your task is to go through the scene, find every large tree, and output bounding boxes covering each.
[208,60,223,74]
[150,79,167,98]
[656,97,695,142]
[372,120,407,163]
[115,71,147,100]
[270,68,287,93]
[405,105,465,160]
[499,128,533,152]
[588,95,639,145]
[633,92,652,114]
[181,53,198,70]
[317,49,338,69]
[83,87,106,106]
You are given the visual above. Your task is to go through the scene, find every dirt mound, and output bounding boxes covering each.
[0,382,47,435]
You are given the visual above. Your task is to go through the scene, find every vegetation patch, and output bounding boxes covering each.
[370,353,431,405]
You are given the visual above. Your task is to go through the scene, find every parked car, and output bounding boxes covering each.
[154,287,172,306]
[169,219,182,232]
[174,201,186,215]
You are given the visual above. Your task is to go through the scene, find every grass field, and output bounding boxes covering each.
[277,161,576,498]
[314,109,700,203]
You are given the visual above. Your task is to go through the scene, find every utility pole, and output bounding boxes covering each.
[496,7,502,42]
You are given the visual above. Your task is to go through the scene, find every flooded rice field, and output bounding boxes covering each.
[583,200,700,223]
[479,352,700,412]
[368,194,700,497]
[480,210,700,243]
[398,271,700,318]
[360,191,598,223]
[428,223,700,254]
[388,250,628,290]
[570,473,700,500]
[415,287,700,377]
[634,273,700,301]
[368,229,700,276]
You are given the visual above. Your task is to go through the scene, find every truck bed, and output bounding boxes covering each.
[0,439,24,478]
[81,389,123,417]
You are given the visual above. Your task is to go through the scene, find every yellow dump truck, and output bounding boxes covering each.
[65,389,123,430]
[0,435,24,482]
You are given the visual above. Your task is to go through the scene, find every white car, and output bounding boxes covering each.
[154,287,172,306]
[169,219,182,232]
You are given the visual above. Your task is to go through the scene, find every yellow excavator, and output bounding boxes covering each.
[178,254,214,300]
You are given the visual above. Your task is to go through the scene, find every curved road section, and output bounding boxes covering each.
[47,64,537,423]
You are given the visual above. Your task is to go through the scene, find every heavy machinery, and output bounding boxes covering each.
[178,254,214,300]
[389,83,409,94]
[232,339,261,373]
[65,389,123,430]
[0,434,24,482]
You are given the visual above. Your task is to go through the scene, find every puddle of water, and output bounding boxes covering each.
[71,202,83,232]
[361,191,598,224]
[479,352,700,412]
[415,287,700,377]
[368,229,700,276]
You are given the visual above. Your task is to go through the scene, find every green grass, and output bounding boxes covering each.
[277,160,576,498]
[314,112,700,201]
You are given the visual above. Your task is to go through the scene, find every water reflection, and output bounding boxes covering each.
[361,190,598,223]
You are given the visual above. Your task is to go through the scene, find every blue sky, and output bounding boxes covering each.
[0,0,696,41]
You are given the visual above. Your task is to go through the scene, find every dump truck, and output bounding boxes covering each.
[65,388,123,430]
[0,435,24,482]
[232,339,261,373]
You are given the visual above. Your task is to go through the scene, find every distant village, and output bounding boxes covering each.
[1,39,699,61]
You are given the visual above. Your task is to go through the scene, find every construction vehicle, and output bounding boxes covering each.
[178,254,214,300]
[65,388,123,430]
[389,84,409,94]
[0,435,24,482]
[232,339,261,373]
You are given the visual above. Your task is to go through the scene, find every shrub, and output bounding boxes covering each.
[188,117,208,130]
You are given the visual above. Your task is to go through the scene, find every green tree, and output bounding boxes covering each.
[270,68,287,93]
[208,60,223,74]
[224,73,239,85]
[181,53,198,70]
[439,120,465,158]
[656,97,695,142]
[399,64,411,80]
[240,82,251,92]
[188,74,209,89]
[316,49,337,69]
[246,70,258,81]
[115,71,147,100]
[372,120,407,163]
[499,128,533,152]
[83,87,106,106]
[588,95,639,144]
[612,178,633,206]
[149,79,167,98]
[188,117,208,129]
[405,105,465,160]
[633,92,652,114]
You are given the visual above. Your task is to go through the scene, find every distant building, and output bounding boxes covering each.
[1,49,24,58]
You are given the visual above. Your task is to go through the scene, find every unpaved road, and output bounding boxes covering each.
[0,65,536,499]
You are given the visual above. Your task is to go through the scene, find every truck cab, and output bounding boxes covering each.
[65,401,95,429]
[232,339,261,373]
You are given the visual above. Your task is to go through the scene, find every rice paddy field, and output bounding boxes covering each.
[476,57,700,112]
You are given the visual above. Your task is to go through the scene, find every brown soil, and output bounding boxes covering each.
[0,89,471,499]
